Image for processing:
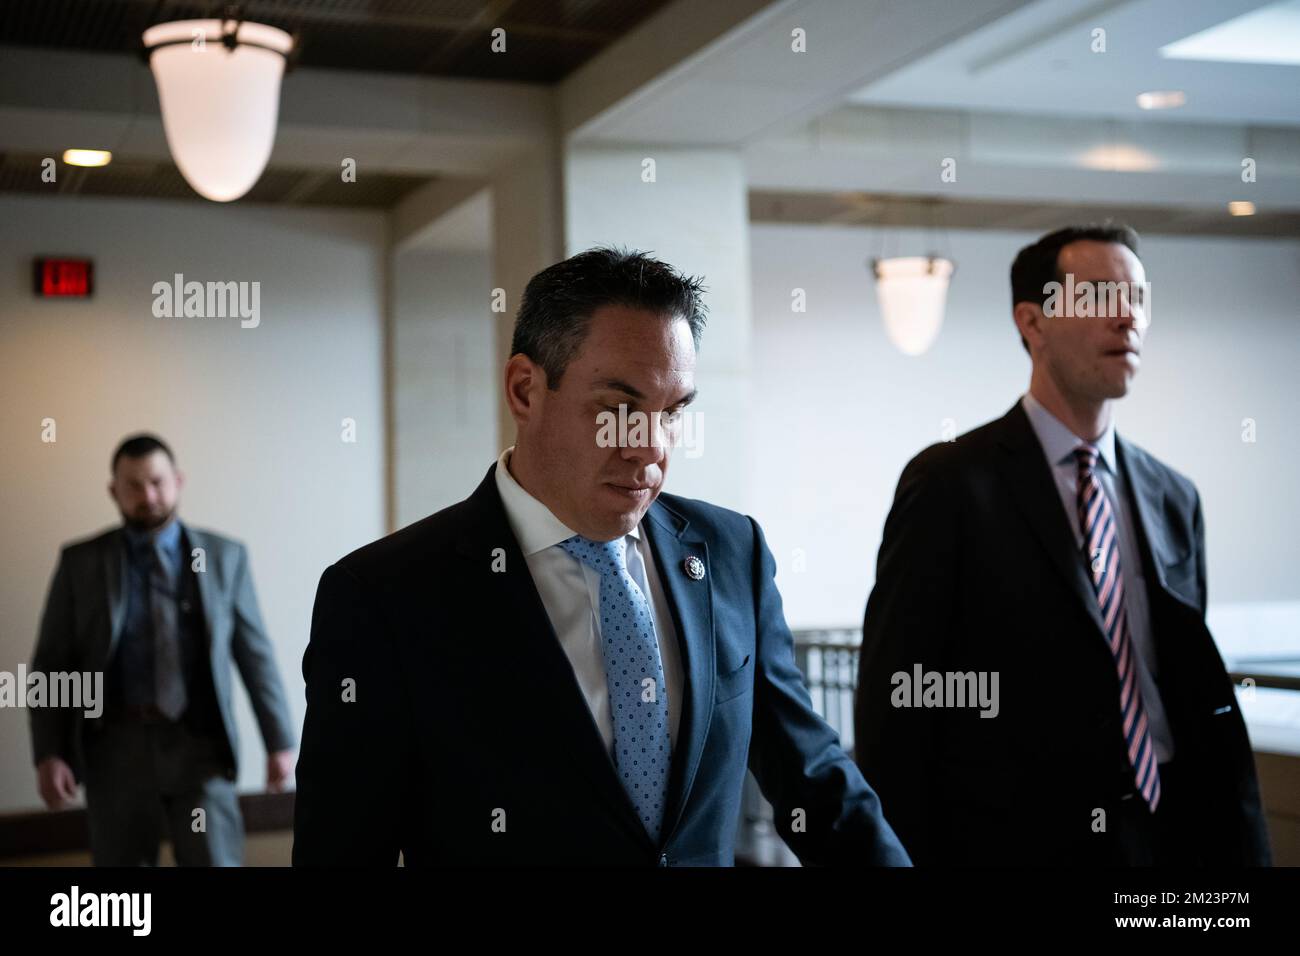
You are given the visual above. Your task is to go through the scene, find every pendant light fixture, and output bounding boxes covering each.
[868,197,956,356]
[142,10,295,202]
[870,255,955,356]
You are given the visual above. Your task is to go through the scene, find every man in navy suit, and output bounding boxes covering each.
[293,247,909,866]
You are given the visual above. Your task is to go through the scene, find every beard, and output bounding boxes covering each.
[121,504,175,533]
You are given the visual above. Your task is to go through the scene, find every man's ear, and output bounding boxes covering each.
[503,354,544,427]
[1012,301,1046,354]
[174,469,185,492]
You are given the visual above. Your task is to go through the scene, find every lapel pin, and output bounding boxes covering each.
[683,555,705,581]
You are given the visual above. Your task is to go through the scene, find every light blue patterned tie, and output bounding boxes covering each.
[558,534,672,842]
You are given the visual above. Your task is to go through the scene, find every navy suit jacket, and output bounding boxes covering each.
[293,465,910,866]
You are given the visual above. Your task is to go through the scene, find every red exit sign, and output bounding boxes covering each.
[34,258,94,297]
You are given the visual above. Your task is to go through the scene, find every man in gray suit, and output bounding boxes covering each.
[29,433,296,865]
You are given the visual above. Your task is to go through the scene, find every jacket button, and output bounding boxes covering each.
[658,853,669,867]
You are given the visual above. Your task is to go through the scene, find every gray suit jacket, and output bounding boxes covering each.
[29,522,296,782]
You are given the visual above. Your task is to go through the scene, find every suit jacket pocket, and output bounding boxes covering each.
[715,654,752,704]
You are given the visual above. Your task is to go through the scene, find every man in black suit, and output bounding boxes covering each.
[854,224,1270,866]
[293,247,909,866]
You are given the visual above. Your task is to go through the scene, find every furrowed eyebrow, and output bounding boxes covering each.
[592,378,643,400]
[592,379,697,408]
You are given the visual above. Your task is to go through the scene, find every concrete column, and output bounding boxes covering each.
[490,142,566,451]
[390,245,496,528]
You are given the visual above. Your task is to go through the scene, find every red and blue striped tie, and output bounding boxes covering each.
[1074,444,1161,812]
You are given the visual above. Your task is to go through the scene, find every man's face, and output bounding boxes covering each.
[514,304,697,541]
[1036,239,1148,402]
[109,451,182,532]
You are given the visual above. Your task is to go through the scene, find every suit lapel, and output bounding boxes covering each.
[994,402,1109,641]
[103,529,128,663]
[1116,436,1197,611]
[185,525,222,649]
[642,499,715,845]
[453,466,653,847]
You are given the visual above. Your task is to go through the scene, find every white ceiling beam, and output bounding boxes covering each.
[562,0,1036,146]
[0,44,554,176]
[746,104,1300,208]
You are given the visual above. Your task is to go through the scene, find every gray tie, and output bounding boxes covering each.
[150,541,187,720]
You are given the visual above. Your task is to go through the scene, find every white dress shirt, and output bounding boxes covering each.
[493,447,684,761]
[1021,392,1174,762]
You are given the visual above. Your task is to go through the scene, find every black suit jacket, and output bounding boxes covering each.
[293,465,910,866]
[854,402,1270,865]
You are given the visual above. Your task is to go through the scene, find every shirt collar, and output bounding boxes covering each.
[493,447,640,557]
[122,515,182,555]
[1021,391,1117,474]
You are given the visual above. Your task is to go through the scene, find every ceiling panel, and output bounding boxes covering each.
[0,0,674,81]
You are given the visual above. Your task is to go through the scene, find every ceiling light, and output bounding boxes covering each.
[1136,90,1186,110]
[1077,144,1161,172]
[142,17,294,202]
[870,256,955,356]
[1228,201,1256,216]
[63,149,112,167]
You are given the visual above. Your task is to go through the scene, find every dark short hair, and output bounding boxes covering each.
[1009,222,1141,351]
[510,247,708,388]
[111,433,175,473]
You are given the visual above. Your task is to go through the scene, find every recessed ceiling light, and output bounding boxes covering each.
[1228,201,1256,216]
[63,149,112,167]
[1078,144,1161,172]
[1136,90,1186,110]
[1160,0,1300,66]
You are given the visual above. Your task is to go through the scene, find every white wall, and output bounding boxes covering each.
[750,223,1300,640]
[0,194,387,812]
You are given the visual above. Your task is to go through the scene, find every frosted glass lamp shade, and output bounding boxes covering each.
[143,19,293,202]
[871,255,955,356]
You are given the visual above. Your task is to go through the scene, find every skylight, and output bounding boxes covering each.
[1160,0,1300,66]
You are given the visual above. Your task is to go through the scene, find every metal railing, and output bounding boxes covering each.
[736,628,861,865]
[736,631,1300,865]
